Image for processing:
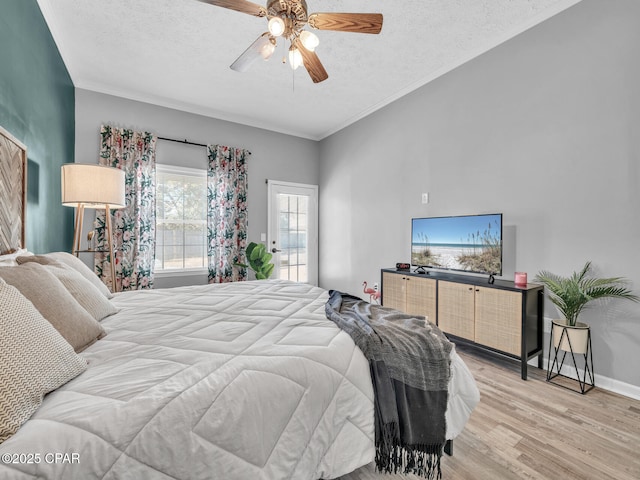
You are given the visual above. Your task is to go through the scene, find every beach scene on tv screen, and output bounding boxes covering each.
[411,214,502,274]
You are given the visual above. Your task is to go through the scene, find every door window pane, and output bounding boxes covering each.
[277,194,308,283]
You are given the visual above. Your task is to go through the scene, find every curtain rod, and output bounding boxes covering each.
[158,136,207,148]
[157,136,251,154]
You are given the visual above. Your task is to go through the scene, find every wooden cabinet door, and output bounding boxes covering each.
[406,276,437,324]
[382,272,407,311]
[475,287,522,356]
[437,281,475,340]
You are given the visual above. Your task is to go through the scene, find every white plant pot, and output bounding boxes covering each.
[552,319,590,355]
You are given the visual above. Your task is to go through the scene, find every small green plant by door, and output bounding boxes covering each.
[237,242,275,280]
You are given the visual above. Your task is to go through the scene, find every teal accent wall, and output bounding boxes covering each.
[0,0,74,253]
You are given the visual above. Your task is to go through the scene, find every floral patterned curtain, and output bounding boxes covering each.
[207,145,249,283]
[95,125,157,291]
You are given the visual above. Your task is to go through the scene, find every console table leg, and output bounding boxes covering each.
[521,355,527,380]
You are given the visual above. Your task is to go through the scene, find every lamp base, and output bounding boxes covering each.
[72,203,118,293]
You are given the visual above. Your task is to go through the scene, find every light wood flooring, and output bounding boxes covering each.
[338,345,640,480]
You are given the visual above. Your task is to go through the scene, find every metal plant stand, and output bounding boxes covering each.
[546,324,595,394]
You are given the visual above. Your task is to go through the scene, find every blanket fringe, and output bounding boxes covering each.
[375,423,443,479]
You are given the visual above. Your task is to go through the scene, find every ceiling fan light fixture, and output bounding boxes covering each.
[268,16,285,37]
[206,0,383,84]
[288,46,303,70]
[299,30,319,51]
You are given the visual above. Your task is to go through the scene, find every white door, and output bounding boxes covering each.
[267,180,318,285]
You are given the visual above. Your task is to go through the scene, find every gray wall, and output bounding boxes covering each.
[318,0,640,387]
[75,88,319,287]
[0,0,74,253]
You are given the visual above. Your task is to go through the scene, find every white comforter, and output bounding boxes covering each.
[0,280,478,479]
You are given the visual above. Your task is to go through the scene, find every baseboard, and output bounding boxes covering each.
[529,356,640,401]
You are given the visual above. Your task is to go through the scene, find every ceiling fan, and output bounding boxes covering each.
[197,0,383,83]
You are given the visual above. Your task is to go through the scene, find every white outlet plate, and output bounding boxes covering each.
[421,193,429,204]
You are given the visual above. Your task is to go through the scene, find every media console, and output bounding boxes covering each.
[381,268,544,380]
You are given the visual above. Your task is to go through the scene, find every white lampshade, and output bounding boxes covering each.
[61,164,126,209]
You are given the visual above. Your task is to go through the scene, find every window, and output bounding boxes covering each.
[278,194,309,282]
[155,165,207,273]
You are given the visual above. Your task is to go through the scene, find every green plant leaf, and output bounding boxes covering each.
[264,263,275,278]
[250,244,262,261]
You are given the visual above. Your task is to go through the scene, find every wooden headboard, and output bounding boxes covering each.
[0,126,27,255]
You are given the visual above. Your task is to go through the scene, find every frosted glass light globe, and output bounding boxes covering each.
[268,17,285,37]
[300,30,319,51]
[288,47,303,70]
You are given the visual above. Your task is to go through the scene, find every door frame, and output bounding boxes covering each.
[267,180,319,286]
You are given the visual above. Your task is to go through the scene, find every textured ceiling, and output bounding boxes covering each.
[37,0,582,140]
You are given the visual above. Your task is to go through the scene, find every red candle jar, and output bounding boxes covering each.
[514,272,527,286]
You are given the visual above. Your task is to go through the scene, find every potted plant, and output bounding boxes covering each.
[237,242,275,280]
[535,261,638,353]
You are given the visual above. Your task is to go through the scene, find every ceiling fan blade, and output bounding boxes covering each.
[297,41,328,83]
[308,13,383,34]
[197,0,266,17]
[230,33,276,72]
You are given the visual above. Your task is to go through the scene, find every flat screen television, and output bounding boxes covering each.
[411,213,503,275]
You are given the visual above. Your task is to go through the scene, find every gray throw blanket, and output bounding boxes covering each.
[325,291,453,479]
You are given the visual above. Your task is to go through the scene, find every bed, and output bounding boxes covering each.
[0,276,479,480]
[0,127,478,479]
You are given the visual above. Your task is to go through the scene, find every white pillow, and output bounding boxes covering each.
[0,248,32,266]
[0,278,88,443]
